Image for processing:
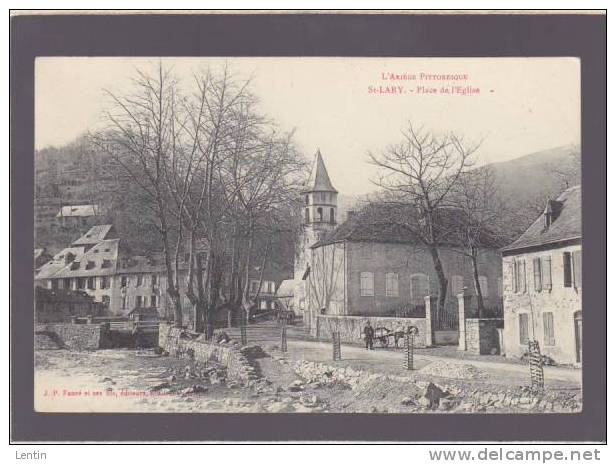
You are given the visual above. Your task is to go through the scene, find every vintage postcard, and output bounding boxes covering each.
[33,56,582,414]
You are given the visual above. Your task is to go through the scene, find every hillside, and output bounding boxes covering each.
[490,144,580,205]
[34,139,580,256]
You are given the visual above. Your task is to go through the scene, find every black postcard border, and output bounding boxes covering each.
[10,11,607,443]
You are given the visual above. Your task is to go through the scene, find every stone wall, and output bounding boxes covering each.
[314,315,427,348]
[34,323,105,351]
[464,318,504,355]
[158,323,259,382]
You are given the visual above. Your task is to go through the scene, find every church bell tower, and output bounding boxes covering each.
[294,150,338,310]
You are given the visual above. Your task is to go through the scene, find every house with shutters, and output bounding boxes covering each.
[501,185,582,365]
[34,224,206,322]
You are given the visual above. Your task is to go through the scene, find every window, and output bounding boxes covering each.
[102,295,110,308]
[513,259,526,293]
[304,208,309,223]
[100,276,110,289]
[450,275,464,296]
[519,313,529,345]
[360,272,374,296]
[305,195,309,205]
[135,296,142,308]
[478,276,489,297]
[121,295,127,310]
[121,276,128,288]
[136,275,143,287]
[143,296,149,307]
[385,273,399,297]
[151,274,158,286]
[541,256,552,290]
[572,250,582,289]
[151,295,157,307]
[563,252,573,287]
[360,244,372,260]
[51,279,59,290]
[87,277,95,290]
[63,278,71,290]
[101,259,112,268]
[543,312,555,346]
[260,300,267,310]
[250,280,259,294]
[77,277,86,289]
[268,282,276,293]
[330,208,335,223]
[533,257,542,292]
[410,273,430,303]
[317,207,323,222]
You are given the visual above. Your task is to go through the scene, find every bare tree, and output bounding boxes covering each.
[368,123,479,317]
[307,243,345,314]
[450,166,506,316]
[94,63,187,327]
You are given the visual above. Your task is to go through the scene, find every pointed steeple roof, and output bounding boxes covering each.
[305,149,337,193]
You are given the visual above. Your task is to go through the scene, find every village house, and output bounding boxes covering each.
[247,263,289,311]
[56,204,100,228]
[293,151,503,344]
[501,185,582,365]
[34,224,204,322]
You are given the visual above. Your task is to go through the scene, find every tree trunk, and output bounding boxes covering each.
[428,244,448,320]
[470,251,485,318]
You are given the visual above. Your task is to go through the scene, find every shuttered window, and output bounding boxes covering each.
[563,252,573,287]
[385,273,399,297]
[515,259,527,293]
[533,257,542,292]
[519,313,529,345]
[360,272,374,296]
[572,250,582,289]
[543,312,555,346]
[541,256,552,290]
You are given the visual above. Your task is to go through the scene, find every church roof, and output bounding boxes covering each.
[304,150,337,193]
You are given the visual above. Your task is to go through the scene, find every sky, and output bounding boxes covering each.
[35,57,580,195]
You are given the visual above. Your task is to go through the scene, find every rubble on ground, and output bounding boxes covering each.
[420,361,490,380]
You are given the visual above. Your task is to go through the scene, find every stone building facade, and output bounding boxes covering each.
[501,186,582,365]
[35,224,200,322]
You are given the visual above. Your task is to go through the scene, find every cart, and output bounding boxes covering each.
[372,327,405,348]
[372,326,419,348]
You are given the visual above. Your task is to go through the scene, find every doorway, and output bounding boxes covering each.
[574,311,582,363]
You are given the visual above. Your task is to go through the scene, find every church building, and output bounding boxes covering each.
[293,151,503,344]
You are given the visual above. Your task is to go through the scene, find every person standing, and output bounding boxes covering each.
[363,321,374,350]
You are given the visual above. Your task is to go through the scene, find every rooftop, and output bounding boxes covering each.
[304,150,337,193]
[72,224,116,246]
[313,203,504,249]
[501,185,581,253]
[57,204,99,218]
